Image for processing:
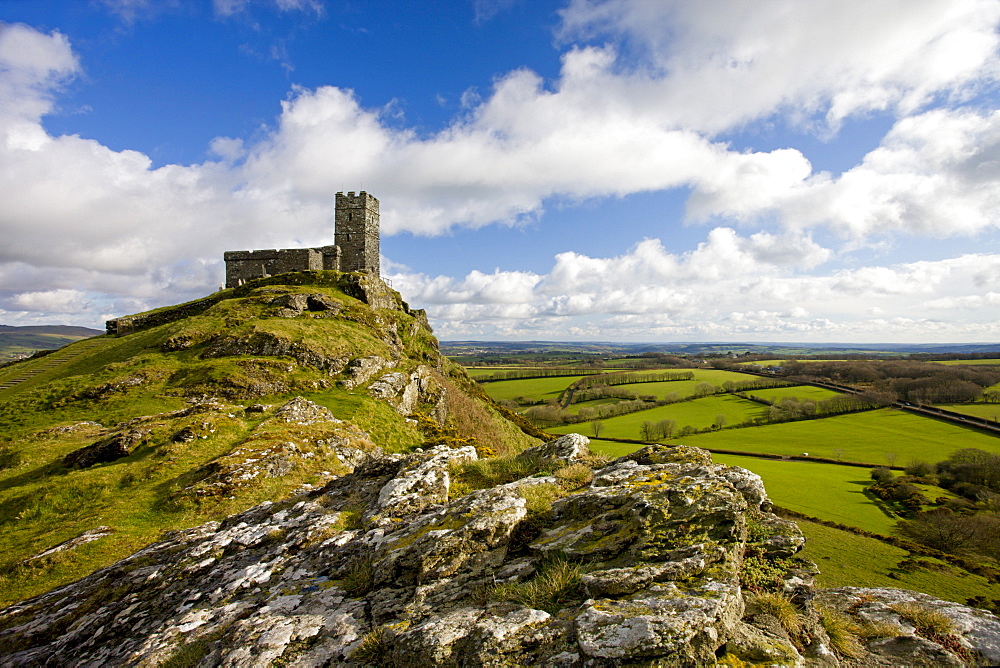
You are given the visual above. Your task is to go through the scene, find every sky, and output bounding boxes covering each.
[0,0,998,344]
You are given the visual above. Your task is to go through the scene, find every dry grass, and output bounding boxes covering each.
[553,463,593,489]
[890,601,954,635]
[816,606,863,657]
[746,591,801,635]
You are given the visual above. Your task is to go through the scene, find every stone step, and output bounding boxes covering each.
[0,339,104,393]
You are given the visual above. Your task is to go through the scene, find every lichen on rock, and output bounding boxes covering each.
[1,438,997,666]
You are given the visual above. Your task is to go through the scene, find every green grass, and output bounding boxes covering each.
[932,403,1000,421]
[480,376,591,403]
[482,367,782,406]
[798,520,1000,605]
[708,454,897,534]
[746,386,844,402]
[674,409,1000,464]
[564,397,624,414]
[595,379,714,400]
[0,278,526,607]
[550,395,766,438]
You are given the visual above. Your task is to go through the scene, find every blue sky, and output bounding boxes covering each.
[0,0,998,343]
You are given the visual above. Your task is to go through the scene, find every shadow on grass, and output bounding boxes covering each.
[0,460,70,494]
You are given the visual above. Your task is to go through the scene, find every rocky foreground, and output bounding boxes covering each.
[2,436,999,666]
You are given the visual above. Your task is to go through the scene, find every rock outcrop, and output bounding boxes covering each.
[2,438,997,666]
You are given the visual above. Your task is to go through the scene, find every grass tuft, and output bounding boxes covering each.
[341,558,375,597]
[518,483,563,516]
[889,601,954,635]
[351,626,390,665]
[488,555,585,614]
[746,591,801,636]
[553,463,593,490]
[449,454,551,499]
[816,605,863,657]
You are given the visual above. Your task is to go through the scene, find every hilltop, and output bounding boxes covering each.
[0,271,538,606]
[1,272,1000,665]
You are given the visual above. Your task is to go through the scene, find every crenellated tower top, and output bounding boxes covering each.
[335,191,380,275]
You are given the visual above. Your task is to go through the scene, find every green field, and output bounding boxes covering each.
[675,409,1000,464]
[551,394,766,438]
[933,403,1000,421]
[708,454,896,533]
[935,359,1000,366]
[480,375,592,402]
[744,385,843,402]
[592,379,720,400]
[565,397,624,414]
[798,520,1000,604]
[482,367,767,406]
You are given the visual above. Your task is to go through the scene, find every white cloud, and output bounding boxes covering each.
[557,0,1000,132]
[0,5,998,338]
[388,242,1000,342]
[213,0,323,17]
[3,289,91,314]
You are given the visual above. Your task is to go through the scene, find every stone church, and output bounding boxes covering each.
[224,191,380,288]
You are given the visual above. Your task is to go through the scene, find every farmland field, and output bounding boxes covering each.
[797,521,1000,604]
[565,397,624,414]
[586,379,721,400]
[550,394,766,437]
[482,368,776,405]
[675,409,1000,463]
[707,453,896,533]
[744,385,843,402]
[935,359,1000,366]
[934,403,1000,421]
[594,368,768,383]
[479,375,592,402]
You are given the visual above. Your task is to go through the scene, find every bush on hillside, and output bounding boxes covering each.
[870,467,893,483]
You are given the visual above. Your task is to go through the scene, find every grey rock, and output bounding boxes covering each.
[815,587,1000,666]
[517,432,592,465]
[342,356,394,389]
[3,442,996,667]
[62,428,147,468]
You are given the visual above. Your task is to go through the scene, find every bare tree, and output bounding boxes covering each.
[885,452,899,467]
[591,420,604,438]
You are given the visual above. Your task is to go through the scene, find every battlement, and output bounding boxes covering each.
[335,191,380,275]
[335,190,379,213]
[223,192,378,288]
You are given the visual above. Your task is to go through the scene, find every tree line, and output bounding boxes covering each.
[476,368,601,382]
[778,359,1000,404]
[868,448,1000,569]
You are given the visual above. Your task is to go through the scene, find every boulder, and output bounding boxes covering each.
[3,442,996,667]
[62,428,147,468]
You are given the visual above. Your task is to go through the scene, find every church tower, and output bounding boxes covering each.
[334,191,380,275]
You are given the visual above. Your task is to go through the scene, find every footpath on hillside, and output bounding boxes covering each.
[0,338,104,393]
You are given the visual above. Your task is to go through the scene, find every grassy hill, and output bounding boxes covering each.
[0,325,103,362]
[0,272,539,606]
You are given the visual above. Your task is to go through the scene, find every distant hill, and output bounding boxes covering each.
[0,325,105,361]
[441,340,1000,357]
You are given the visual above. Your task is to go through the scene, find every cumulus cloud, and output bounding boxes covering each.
[388,241,1000,342]
[0,2,998,338]
[2,289,91,314]
[557,0,1000,132]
